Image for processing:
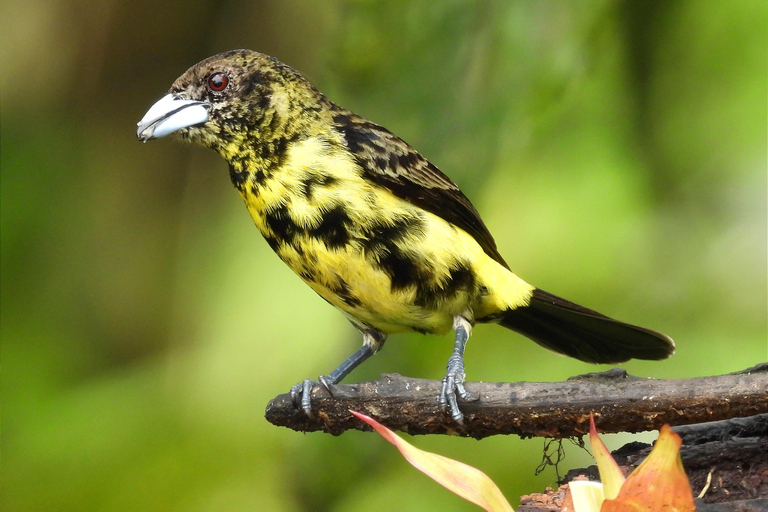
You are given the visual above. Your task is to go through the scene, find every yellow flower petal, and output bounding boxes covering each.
[351,411,514,512]
[602,425,695,512]
[569,480,605,512]
[588,413,625,500]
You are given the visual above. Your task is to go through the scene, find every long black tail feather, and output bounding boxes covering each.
[499,289,675,364]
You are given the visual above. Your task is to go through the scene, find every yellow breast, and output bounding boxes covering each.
[237,136,533,334]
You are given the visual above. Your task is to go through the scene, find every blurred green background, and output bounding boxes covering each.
[2,1,765,510]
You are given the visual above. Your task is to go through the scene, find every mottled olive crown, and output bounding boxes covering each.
[167,49,330,152]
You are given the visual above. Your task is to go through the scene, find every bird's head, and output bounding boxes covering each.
[137,49,327,157]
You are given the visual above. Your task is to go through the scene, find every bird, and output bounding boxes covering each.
[137,49,674,424]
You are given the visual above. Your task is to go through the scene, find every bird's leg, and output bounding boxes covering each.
[290,329,386,418]
[439,315,479,424]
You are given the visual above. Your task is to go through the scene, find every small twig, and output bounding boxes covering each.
[699,468,714,499]
[264,363,767,439]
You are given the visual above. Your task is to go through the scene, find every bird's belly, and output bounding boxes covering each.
[237,152,532,334]
[243,201,487,334]
[275,233,476,335]
[312,246,467,333]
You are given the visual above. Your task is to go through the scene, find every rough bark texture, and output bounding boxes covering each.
[264,364,767,439]
[617,414,767,504]
[266,365,767,510]
[523,414,767,511]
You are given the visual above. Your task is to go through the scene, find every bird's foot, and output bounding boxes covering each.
[289,376,334,419]
[288,343,380,419]
[438,353,478,425]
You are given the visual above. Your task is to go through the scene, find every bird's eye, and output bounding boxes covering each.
[207,72,229,92]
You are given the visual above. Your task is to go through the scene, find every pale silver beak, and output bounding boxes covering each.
[136,94,210,141]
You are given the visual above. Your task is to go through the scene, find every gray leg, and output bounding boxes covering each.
[439,315,478,424]
[291,328,386,418]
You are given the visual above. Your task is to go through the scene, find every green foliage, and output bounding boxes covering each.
[2,1,765,511]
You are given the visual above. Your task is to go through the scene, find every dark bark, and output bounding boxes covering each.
[264,363,767,439]
[554,414,768,510]
[619,414,767,503]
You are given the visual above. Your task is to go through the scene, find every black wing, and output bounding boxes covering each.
[333,111,509,269]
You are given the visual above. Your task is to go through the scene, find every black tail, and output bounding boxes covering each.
[499,289,675,364]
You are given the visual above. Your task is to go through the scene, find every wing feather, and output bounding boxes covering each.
[333,111,508,269]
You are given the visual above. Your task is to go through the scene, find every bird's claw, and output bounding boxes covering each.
[438,356,478,425]
[289,376,335,419]
[289,379,314,418]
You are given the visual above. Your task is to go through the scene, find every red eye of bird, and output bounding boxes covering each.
[208,72,229,92]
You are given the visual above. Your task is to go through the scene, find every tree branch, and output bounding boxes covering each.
[264,363,767,438]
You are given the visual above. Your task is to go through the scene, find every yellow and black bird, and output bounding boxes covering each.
[137,50,674,423]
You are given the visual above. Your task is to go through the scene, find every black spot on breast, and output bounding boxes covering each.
[274,137,289,155]
[264,204,301,244]
[377,247,427,291]
[229,164,249,191]
[361,214,432,295]
[263,234,280,252]
[456,263,475,283]
[259,137,288,162]
[445,264,476,296]
[331,279,362,308]
[414,262,476,309]
[227,135,288,192]
[308,205,351,249]
[361,214,424,255]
